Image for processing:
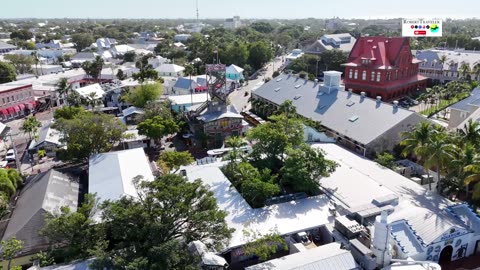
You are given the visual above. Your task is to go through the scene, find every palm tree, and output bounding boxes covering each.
[184,64,195,105]
[226,136,246,163]
[20,115,41,141]
[458,119,480,147]
[400,122,434,190]
[465,158,480,201]
[424,130,456,194]
[458,62,471,81]
[449,143,478,196]
[55,77,71,107]
[473,63,480,82]
[277,99,297,135]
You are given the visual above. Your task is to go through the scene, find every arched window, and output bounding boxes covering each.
[362,70,366,80]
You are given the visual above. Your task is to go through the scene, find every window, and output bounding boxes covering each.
[354,70,358,79]
[7,97,9,102]
[362,70,366,80]
[349,69,353,79]
[1,98,4,104]
[395,70,399,80]
[11,96,14,101]
[376,72,381,82]
[387,72,391,81]
[371,71,375,81]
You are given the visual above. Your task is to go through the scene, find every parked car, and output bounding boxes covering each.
[293,232,312,245]
[5,149,15,161]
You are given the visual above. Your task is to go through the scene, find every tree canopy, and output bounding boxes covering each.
[53,111,126,162]
[157,151,194,174]
[123,83,162,108]
[3,54,34,74]
[0,62,17,84]
[71,33,94,52]
[20,115,41,141]
[137,116,179,142]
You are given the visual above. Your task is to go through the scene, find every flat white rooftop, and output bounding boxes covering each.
[313,143,465,245]
[183,162,334,249]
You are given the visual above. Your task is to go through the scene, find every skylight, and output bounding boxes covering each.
[274,87,281,92]
[294,95,302,100]
[276,78,283,82]
[349,115,359,122]
[347,101,355,107]
[295,84,302,89]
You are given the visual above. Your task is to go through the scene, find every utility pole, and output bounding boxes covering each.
[7,131,21,173]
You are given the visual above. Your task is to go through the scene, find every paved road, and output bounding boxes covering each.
[2,110,54,172]
[229,57,284,112]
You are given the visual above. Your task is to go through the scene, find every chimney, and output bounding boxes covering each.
[376,96,382,103]
[371,211,392,268]
[393,100,399,108]
[360,92,366,97]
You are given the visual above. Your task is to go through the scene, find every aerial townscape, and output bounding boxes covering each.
[1,1,480,270]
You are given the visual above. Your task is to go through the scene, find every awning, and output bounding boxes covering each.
[0,109,8,116]
[13,106,20,113]
[6,108,15,114]
[18,104,25,110]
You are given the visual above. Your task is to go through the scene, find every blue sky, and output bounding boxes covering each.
[0,0,479,19]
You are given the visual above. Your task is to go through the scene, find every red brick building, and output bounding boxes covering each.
[342,36,427,101]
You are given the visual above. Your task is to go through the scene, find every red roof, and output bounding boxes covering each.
[347,37,409,69]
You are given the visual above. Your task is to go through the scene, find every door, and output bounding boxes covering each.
[439,245,453,264]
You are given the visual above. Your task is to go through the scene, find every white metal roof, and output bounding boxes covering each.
[122,106,144,117]
[168,93,209,105]
[74,83,105,99]
[89,148,154,203]
[246,242,357,270]
[313,143,465,245]
[226,64,244,74]
[156,63,185,73]
[183,162,334,249]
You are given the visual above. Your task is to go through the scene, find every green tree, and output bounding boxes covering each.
[243,231,287,262]
[133,54,158,82]
[0,169,22,198]
[54,106,84,120]
[10,29,32,40]
[0,62,17,83]
[4,54,34,74]
[124,83,162,108]
[41,194,104,262]
[250,22,274,34]
[458,62,471,81]
[225,136,246,167]
[248,41,273,70]
[97,174,232,269]
[465,159,480,201]
[240,165,280,208]
[375,152,396,169]
[247,113,303,169]
[157,151,194,174]
[319,50,348,73]
[224,41,249,67]
[123,51,136,62]
[1,237,23,270]
[400,122,435,190]
[82,56,104,82]
[424,130,456,194]
[53,112,126,162]
[281,144,338,194]
[71,33,95,52]
[116,69,127,80]
[20,115,41,141]
[137,116,179,143]
[55,78,72,106]
[458,119,480,147]
[31,251,55,267]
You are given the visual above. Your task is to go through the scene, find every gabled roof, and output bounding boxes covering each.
[346,37,407,68]
[2,170,79,255]
[449,87,480,112]
[156,64,185,73]
[71,52,97,60]
[122,106,144,117]
[246,242,357,270]
[254,74,423,145]
[74,83,105,99]
[226,64,244,74]
[89,148,154,203]
[0,41,16,50]
[29,121,63,149]
[33,258,96,270]
[173,77,198,90]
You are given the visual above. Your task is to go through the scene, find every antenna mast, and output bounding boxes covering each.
[196,0,199,23]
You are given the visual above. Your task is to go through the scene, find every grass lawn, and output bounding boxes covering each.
[420,93,470,117]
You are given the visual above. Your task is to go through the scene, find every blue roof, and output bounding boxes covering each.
[450,87,480,112]
[174,77,195,90]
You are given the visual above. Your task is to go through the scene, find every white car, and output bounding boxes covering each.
[5,149,15,161]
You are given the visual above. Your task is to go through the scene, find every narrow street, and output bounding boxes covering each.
[228,57,284,112]
[2,110,54,173]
